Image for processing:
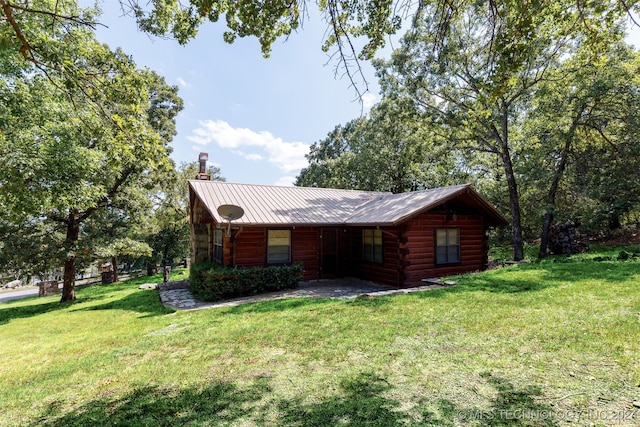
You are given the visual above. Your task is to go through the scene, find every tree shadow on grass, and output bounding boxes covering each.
[463,372,559,427]
[0,299,73,326]
[452,276,550,294]
[223,292,397,314]
[0,285,171,325]
[412,266,555,298]
[273,371,558,427]
[223,297,337,314]
[34,378,270,427]
[345,295,395,307]
[30,371,558,427]
[275,372,412,426]
[73,289,175,318]
[410,278,550,300]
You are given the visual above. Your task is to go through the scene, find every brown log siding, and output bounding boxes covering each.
[233,228,266,267]
[402,213,487,286]
[350,227,403,287]
[292,227,320,280]
[225,227,320,281]
[208,214,488,287]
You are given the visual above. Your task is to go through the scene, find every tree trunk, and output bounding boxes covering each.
[111,255,119,283]
[502,151,525,261]
[539,109,581,258]
[60,210,80,302]
[497,106,524,261]
[608,213,622,230]
[146,262,157,276]
[539,212,554,257]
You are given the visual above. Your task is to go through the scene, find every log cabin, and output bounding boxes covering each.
[189,178,507,288]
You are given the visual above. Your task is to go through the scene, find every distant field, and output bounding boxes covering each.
[1,249,639,426]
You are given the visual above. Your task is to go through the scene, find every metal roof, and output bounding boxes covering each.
[189,180,508,227]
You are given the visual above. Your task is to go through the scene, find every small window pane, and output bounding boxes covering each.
[363,229,373,245]
[364,245,373,261]
[447,229,459,245]
[213,229,223,262]
[447,246,459,262]
[373,245,383,263]
[269,246,290,263]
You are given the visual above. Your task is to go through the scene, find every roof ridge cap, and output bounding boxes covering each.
[189,180,396,194]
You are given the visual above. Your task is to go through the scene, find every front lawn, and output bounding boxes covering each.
[0,252,639,426]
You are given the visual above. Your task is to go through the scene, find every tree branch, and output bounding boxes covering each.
[325,0,369,109]
[1,0,32,62]
[6,1,98,28]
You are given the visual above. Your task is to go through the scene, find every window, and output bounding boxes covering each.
[267,229,291,264]
[436,228,460,264]
[213,229,223,262]
[363,229,383,263]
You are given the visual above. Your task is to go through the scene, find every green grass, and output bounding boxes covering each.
[1,257,639,426]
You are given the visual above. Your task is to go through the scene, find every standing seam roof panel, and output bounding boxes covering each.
[187,181,507,227]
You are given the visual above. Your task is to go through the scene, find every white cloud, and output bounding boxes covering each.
[274,176,296,186]
[362,92,377,110]
[233,150,264,161]
[176,77,190,88]
[187,120,310,172]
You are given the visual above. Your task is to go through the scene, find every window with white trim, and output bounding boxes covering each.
[436,228,460,264]
[267,229,291,264]
[363,229,383,263]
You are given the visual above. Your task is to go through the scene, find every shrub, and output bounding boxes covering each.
[189,263,304,302]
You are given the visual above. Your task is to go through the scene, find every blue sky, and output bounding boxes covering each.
[89,3,384,186]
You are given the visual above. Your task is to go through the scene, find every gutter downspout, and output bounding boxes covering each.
[231,227,243,268]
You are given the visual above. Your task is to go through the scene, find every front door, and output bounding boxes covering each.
[320,228,339,278]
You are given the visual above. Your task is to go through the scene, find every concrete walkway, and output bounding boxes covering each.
[157,278,453,311]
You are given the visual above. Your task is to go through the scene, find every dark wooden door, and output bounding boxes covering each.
[320,228,339,278]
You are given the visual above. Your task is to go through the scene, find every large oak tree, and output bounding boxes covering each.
[0,26,182,301]
[376,1,631,260]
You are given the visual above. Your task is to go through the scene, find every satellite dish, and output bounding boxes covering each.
[217,204,245,236]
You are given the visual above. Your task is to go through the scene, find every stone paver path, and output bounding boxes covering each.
[157,278,453,311]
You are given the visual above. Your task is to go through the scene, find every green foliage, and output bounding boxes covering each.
[189,262,304,301]
[296,96,465,192]
[3,1,639,103]
[0,220,66,280]
[379,0,614,261]
[0,12,183,299]
[93,238,152,260]
[516,39,640,243]
[129,0,402,60]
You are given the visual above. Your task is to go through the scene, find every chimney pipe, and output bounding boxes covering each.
[196,152,210,180]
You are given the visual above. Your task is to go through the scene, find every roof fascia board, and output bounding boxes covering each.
[189,180,222,226]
